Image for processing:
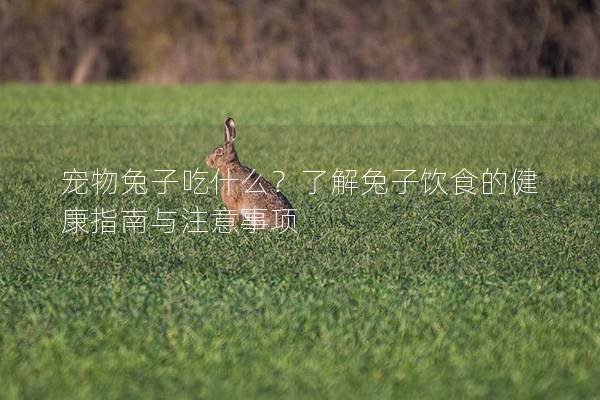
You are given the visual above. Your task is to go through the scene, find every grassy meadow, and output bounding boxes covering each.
[0,81,599,399]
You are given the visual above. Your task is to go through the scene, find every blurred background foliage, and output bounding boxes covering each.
[1,0,598,83]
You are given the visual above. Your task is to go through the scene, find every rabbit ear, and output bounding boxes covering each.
[224,117,236,143]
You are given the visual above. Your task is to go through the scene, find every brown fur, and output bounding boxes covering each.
[206,117,295,230]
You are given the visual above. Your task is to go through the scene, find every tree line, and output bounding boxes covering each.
[1,0,598,83]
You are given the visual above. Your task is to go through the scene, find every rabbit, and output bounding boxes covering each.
[206,117,295,230]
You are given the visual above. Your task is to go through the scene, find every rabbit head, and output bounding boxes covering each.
[206,117,238,169]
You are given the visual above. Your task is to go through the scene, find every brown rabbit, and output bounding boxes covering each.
[206,117,295,230]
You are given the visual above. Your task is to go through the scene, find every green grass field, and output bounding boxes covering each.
[1,81,599,399]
